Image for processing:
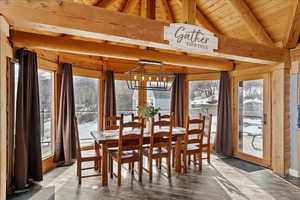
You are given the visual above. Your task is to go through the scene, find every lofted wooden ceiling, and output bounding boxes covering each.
[72,0,299,47]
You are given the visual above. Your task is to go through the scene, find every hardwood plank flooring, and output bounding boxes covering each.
[7,155,300,200]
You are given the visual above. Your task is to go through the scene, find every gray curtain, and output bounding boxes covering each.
[171,74,186,127]
[215,71,233,156]
[54,63,76,165]
[14,49,43,189]
[104,71,117,126]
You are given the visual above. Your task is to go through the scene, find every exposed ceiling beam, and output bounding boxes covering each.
[225,0,274,46]
[284,0,300,49]
[96,0,117,8]
[0,0,289,64]
[182,0,196,24]
[141,0,156,19]
[11,31,234,71]
[160,0,175,23]
[122,0,139,14]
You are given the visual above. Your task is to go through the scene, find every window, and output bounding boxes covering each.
[189,80,220,143]
[38,70,54,158]
[74,76,99,146]
[115,80,138,122]
[146,87,171,115]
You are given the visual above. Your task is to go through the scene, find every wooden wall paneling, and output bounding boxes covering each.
[160,0,175,23]
[1,0,290,64]
[140,0,156,19]
[271,64,291,176]
[0,16,12,200]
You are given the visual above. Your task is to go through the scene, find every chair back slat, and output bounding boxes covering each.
[185,115,205,147]
[131,114,141,122]
[105,115,121,130]
[150,117,173,150]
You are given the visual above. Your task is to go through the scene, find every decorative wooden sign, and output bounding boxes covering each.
[164,23,218,53]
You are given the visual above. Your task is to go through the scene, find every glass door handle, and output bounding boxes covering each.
[263,113,267,125]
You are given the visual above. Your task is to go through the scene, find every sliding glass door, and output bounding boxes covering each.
[234,74,271,166]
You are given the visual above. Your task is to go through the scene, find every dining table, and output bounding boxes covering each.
[91,127,186,186]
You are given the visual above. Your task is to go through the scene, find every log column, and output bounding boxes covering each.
[0,15,12,200]
[271,63,291,176]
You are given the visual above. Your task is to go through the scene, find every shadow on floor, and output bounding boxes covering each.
[8,184,55,200]
[219,157,266,173]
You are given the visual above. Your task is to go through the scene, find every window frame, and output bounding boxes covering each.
[187,73,220,145]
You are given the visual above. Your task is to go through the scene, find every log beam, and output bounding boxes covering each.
[0,0,289,64]
[225,0,274,46]
[11,31,233,71]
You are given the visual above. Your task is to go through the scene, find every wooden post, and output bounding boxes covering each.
[271,63,291,176]
[0,16,12,200]
[182,0,196,24]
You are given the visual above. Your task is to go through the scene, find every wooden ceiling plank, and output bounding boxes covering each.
[11,31,233,71]
[182,0,196,24]
[176,0,220,34]
[96,0,118,8]
[160,0,175,23]
[0,0,289,64]
[141,0,155,19]
[122,0,140,14]
[284,0,300,49]
[225,0,274,46]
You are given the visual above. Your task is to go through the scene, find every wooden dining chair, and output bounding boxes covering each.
[181,115,205,172]
[74,118,101,184]
[143,117,173,182]
[189,114,212,166]
[105,116,120,130]
[108,117,145,186]
[131,113,141,122]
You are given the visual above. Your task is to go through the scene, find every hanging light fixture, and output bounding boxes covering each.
[124,60,175,91]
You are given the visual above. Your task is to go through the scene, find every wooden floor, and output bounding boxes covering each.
[8,155,300,200]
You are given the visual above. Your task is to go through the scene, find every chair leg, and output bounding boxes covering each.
[132,162,135,175]
[149,157,153,182]
[183,152,187,173]
[77,162,82,184]
[109,156,113,179]
[193,153,197,165]
[139,159,143,182]
[199,151,202,171]
[158,158,162,170]
[188,154,191,167]
[207,145,211,164]
[172,148,175,168]
[167,155,171,178]
[117,163,122,186]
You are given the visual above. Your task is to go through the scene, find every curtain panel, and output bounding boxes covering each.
[104,71,117,126]
[215,71,233,156]
[53,63,77,165]
[14,49,43,189]
[171,74,186,127]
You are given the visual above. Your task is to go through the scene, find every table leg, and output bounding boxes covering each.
[102,143,108,186]
[175,137,181,173]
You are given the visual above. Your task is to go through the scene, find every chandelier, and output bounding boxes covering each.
[125,60,175,91]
